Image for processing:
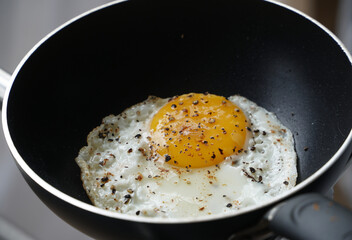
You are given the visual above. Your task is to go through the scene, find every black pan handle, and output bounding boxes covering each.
[265,193,352,240]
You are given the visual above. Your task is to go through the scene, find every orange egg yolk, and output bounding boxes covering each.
[150,93,248,168]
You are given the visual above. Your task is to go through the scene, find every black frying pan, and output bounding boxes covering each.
[1,0,352,239]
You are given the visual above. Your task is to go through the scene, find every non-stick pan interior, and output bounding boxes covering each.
[6,0,352,204]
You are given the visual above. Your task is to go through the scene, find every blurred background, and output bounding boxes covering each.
[0,0,351,239]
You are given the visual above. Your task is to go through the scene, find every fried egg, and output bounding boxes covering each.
[75,93,297,218]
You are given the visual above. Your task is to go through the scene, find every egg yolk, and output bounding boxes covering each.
[150,93,248,168]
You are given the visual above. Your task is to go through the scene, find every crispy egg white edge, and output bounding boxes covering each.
[229,96,297,193]
[75,96,168,208]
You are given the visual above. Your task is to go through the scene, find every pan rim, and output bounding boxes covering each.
[2,0,352,224]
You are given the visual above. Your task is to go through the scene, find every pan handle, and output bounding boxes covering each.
[265,193,352,240]
[0,68,11,107]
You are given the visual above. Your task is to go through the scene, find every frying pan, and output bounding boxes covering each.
[1,0,352,239]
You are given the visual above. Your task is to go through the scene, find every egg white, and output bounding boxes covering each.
[75,95,297,218]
